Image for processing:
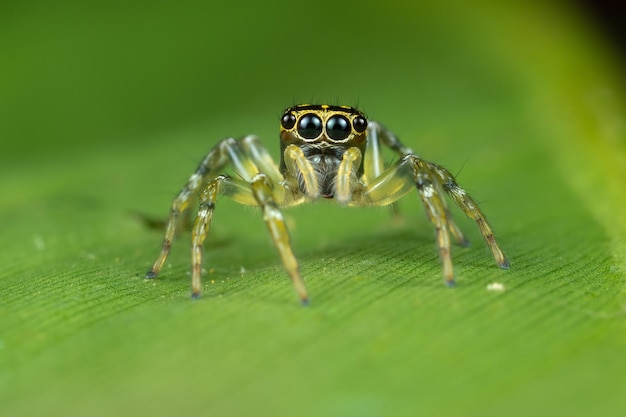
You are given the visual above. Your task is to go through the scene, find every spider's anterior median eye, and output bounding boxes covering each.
[297,114,323,139]
[353,115,368,133]
[326,115,351,140]
[281,112,297,130]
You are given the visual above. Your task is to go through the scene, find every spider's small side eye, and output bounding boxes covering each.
[353,116,368,133]
[297,114,323,139]
[281,112,296,130]
[326,115,351,140]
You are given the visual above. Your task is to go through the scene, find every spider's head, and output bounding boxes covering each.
[279,104,368,151]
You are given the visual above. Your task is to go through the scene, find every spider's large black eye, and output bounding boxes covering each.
[297,113,323,139]
[353,115,368,133]
[326,115,351,140]
[281,112,296,130]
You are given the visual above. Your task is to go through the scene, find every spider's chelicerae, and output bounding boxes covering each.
[145,104,509,304]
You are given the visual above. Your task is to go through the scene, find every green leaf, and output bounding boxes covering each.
[1,2,625,416]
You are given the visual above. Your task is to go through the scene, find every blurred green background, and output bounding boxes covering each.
[1,1,625,416]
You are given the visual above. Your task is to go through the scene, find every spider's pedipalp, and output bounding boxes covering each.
[335,147,362,204]
[283,144,319,199]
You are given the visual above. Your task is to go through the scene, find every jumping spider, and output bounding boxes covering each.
[145,104,509,304]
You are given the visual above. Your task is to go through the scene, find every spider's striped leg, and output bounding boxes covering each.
[368,121,414,158]
[364,122,411,219]
[415,175,455,285]
[370,122,467,245]
[434,182,470,247]
[250,173,309,304]
[146,137,259,279]
[428,162,510,268]
[239,136,283,183]
[146,144,227,278]
[190,172,306,301]
[363,122,386,185]
[190,175,260,297]
[351,156,454,284]
[191,176,225,297]
[353,153,507,284]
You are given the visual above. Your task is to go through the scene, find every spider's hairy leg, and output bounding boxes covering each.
[368,121,414,158]
[364,122,413,218]
[250,173,309,305]
[428,162,510,269]
[415,177,455,285]
[366,123,467,244]
[191,175,225,297]
[146,136,267,280]
[239,136,283,183]
[190,175,260,297]
[145,139,235,279]
[434,182,470,247]
[354,156,456,284]
[363,122,386,185]
[352,156,416,207]
[353,152,508,284]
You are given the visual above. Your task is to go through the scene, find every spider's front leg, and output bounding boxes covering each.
[145,139,235,279]
[250,174,309,304]
[189,172,308,302]
[362,122,468,246]
[354,151,508,285]
[146,135,283,280]
[190,175,229,296]
[151,134,307,302]
[426,160,510,269]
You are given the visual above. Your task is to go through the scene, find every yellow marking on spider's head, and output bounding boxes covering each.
[279,104,369,147]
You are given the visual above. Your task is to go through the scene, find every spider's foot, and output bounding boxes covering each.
[300,297,310,307]
[499,259,511,269]
[458,238,470,248]
[145,270,158,279]
[191,291,201,300]
[445,279,456,288]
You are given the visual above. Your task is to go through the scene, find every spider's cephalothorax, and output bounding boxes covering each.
[278,105,369,199]
[145,104,509,304]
